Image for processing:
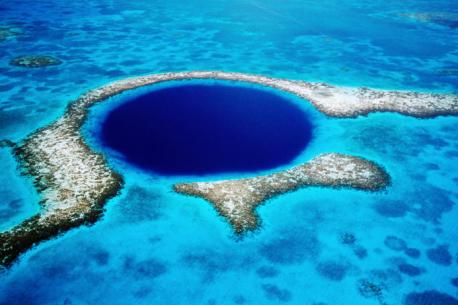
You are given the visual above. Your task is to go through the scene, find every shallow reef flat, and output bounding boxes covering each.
[174,153,389,233]
[0,71,456,267]
[70,71,458,119]
[0,114,122,267]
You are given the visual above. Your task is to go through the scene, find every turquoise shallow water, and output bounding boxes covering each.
[0,1,457,304]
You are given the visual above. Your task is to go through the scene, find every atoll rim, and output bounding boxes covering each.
[8,70,454,266]
[1,71,457,267]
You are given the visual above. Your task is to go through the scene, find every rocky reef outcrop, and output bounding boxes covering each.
[10,55,62,68]
[174,153,389,233]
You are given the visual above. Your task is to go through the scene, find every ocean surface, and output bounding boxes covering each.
[0,1,457,305]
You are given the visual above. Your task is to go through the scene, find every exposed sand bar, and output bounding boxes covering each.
[0,71,455,267]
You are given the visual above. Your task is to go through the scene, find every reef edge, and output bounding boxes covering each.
[174,153,390,233]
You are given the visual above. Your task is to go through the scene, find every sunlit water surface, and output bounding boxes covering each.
[0,1,457,305]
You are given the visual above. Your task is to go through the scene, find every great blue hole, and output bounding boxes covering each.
[100,83,313,175]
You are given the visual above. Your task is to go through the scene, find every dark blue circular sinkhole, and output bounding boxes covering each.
[100,83,314,175]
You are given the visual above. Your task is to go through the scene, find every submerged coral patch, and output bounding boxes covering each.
[398,263,424,277]
[0,25,21,41]
[316,260,348,281]
[401,12,458,29]
[404,290,458,305]
[122,256,168,279]
[384,235,407,252]
[10,55,62,68]
[262,284,292,302]
[451,278,458,288]
[374,200,408,218]
[256,266,280,278]
[358,279,384,301]
[259,230,320,265]
[117,186,162,223]
[182,249,255,282]
[0,139,15,148]
[340,232,357,245]
[404,248,421,259]
[426,245,452,266]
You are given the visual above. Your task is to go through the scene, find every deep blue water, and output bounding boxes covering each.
[0,1,457,305]
[101,84,313,175]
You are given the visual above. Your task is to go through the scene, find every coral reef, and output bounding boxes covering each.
[10,55,62,68]
[2,70,456,266]
[0,115,122,266]
[69,71,457,119]
[174,153,389,233]
[340,232,357,245]
[401,12,458,29]
[0,25,21,41]
[0,139,15,148]
[0,94,122,267]
[358,279,385,303]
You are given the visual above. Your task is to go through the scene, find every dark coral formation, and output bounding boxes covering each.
[404,247,421,259]
[401,12,458,29]
[340,232,368,259]
[256,266,280,278]
[374,200,408,218]
[384,235,407,252]
[0,139,15,148]
[398,263,424,277]
[451,278,458,288]
[262,284,292,302]
[10,55,62,68]
[340,232,357,245]
[404,290,458,305]
[426,244,452,266]
[358,279,384,303]
[259,230,320,265]
[0,25,21,42]
[316,260,348,281]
